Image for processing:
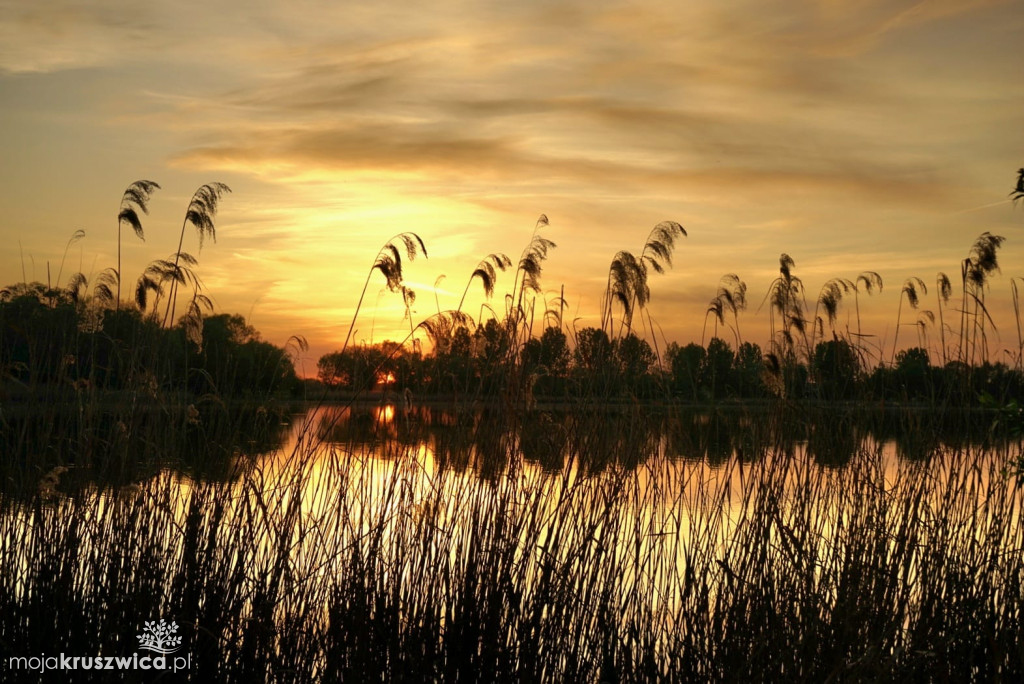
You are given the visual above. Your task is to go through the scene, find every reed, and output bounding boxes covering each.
[3,402,1021,681]
[892,276,926,366]
[115,180,161,309]
[341,232,428,354]
[164,183,232,328]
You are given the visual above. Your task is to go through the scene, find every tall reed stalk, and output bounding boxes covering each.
[163,183,231,328]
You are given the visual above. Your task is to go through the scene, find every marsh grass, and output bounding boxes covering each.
[1,400,1022,682]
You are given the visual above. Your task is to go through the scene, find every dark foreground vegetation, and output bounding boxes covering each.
[1,174,1023,681]
[1,404,1021,682]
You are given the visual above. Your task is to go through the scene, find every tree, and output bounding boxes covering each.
[666,342,705,401]
[317,346,387,391]
[574,327,613,375]
[732,341,766,398]
[573,326,616,395]
[702,337,734,400]
[616,333,657,397]
[812,338,860,400]
[894,347,932,401]
[522,326,570,395]
[188,314,297,395]
[474,318,512,392]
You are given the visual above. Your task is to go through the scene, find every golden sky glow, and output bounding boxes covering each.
[2,0,1023,367]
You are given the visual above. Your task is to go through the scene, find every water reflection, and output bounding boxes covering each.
[3,401,1016,498]
[0,402,295,499]
[304,403,1015,477]
[5,400,1020,682]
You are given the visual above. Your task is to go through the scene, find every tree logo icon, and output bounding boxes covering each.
[137,619,182,654]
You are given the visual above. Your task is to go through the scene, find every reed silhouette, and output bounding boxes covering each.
[958,232,1004,366]
[342,232,428,354]
[115,180,160,309]
[601,221,686,340]
[763,253,807,361]
[458,253,512,314]
[164,183,231,328]
[892,276,926,365]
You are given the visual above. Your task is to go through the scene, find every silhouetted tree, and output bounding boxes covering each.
[732,341,767,398]
[894,347,932,401]
[616,333,657,397]
[812,338,860,400]
[666,342,705,401]
[702,338,734,400]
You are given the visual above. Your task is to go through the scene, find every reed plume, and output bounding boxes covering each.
[509,216,556,340]
[458,253,512,314]
[164,183,231,327]
[936,272,952,365]
[892,276,926,365]
[813,278,853,348]
[342,232,428,354]
[116,180,160,309]
[762,253,806,360]
[958,232,1005,365]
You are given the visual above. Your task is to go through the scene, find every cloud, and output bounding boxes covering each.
[0,0,165,73]
[147,0,999,214]
[172,111,960,211]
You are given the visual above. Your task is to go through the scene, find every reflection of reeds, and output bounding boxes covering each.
[2,403,1023,680]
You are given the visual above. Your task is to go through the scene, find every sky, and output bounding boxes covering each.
[1,0,1022,372]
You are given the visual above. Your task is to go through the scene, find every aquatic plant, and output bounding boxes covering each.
[341,232,428,354]
[164,183,231,327]
[458,253,513,314]
[892,276,926,366]
[115,180,161,308]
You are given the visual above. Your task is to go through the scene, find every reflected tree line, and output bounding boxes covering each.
[312,405,1008,476]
